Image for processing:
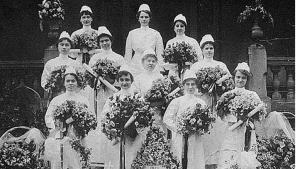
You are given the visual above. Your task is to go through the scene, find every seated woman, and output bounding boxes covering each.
[132,48,164,129]
[163,69,207,169]
[44,66,92,169]
[217,62,261,169]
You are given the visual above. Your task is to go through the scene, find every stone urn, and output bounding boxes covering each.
[251,20,263,40]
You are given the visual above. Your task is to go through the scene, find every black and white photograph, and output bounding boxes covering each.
[0,0,295,169]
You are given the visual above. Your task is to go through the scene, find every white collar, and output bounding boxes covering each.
[58,53,69,59]
[82,25,92,31]
[176,34,186,39]
[103,49,112,54]
[65,90,77,96]
[183,93,195,99]
[140,25,149,30]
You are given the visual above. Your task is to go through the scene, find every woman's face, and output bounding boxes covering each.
[64,74,78,92]
[183,79,197,94]
[138,12,150,27]
[99,36,111,50]
[142,56,157,72]
[58,39,71,55]
[234,70,247,88]
[174,21,185,35]
[119,74,132,90]
[80,14,92,26]
[202,44,214,59]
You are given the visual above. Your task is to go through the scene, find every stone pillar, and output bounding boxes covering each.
[248,43,271,113]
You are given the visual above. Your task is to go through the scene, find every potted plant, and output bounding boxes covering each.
[38,0,65,39]
[237,0,274,40]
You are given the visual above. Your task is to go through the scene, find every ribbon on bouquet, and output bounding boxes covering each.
[82,63,119,93]
[228,103,265,131]
[167,87,181,97]
[216,74,230,85]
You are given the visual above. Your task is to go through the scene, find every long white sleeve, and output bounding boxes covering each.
[41,61,52,90]
[191,38,203,60]
[45,98,57,129]
[163,98,179,132]
[124,31,133,64]
[155,32,164,65]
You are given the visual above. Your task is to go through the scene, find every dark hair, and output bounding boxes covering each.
[182,78,198,86]
[80,11,93,18]
[117,70,134,82]
[200,41,215,50]
[174,20,187,28]
[97,34,114,44]
[136,10,152,20]
[233,69,252,80]
[56,38,73,49]
[141,54,158,63]
[63,73,79,84]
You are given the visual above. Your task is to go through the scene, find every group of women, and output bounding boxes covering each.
[40,4,278,169]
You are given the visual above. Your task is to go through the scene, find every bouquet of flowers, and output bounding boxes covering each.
[132,127,181,169]
[73,29,98,53]
[0,141,42,169]
[53,100,97,138]
[38,0,65,21]
[176,103,215,136]
[237,0,274,26]
[70,138,91,167]
[144,76,183,116]
[216,89,267,122]
[85,58,119,89]
[195,65,234,95]
[44,65,87,92]
[162,42,198,77]
[144,78,172,104]
[101,93,154,140]
[162,41,198,64]
[256,133,295,169]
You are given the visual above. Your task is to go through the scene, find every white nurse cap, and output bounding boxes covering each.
[174,14,187,25]
[80,5,92,14]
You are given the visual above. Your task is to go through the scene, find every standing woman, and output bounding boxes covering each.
[190,34,230,106]
[190,34,230,167]
[88,26,125,119]
[217,62,261,169]
[44,66,92,169]
[41,31,80,98]
[166,14,202,59]
[70,5,98,63]
[163,70,206,169]
[98,68,138,169]
[125,4,164,77]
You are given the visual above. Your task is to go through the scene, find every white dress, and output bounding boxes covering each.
[163,94,206,169]
[88,49,125,119]
[44,91,91,169]
[218,88,261,168]
[166,34,202,60]
[190,59,230,165]
[132,71,165,128]
[70,26,99,63]
[124,26,164,77]
[88,88,144,169]
[41,54,80,91]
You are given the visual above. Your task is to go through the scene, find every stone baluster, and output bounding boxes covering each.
[269,66,282,100]
[285,65,295,102]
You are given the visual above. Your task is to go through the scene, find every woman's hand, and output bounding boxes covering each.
[66,117,74,124]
